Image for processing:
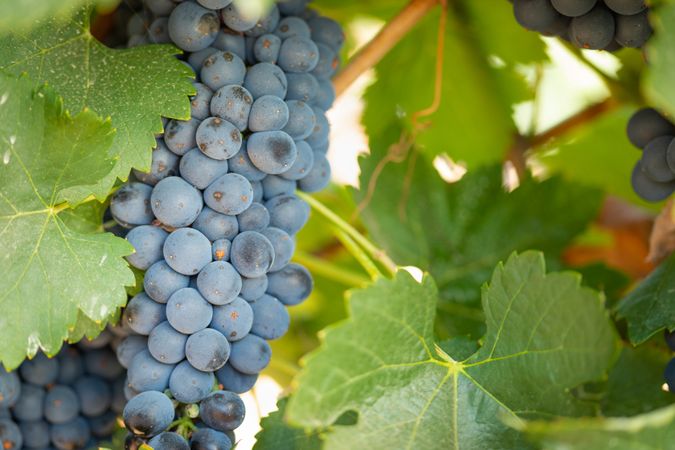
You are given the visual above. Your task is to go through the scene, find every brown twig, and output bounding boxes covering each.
[333,0,440,97]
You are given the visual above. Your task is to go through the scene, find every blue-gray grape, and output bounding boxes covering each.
[116,336,148,369]
[169,361,214,403]
[248,95,289,132]
[282,100,316,140]
[148,321,188,365]
[229,146,267,181]
[133,140,180,186]
[308,16,344,52]
[230,231,275,278]
[151,176,204,228]
[125,225,168,270]
[212,239,232,261]
[265,194,310,235]
[127,351,175,393]
[195,117,242,161]
[200,51,247,91]
[215,364,258,394]
[298,151,331,193]
[247,130,298,174]
[111,182,154,228]
[213,30,246,60]
[267,263,313,306]
[244,63,288,99]
[281,140,314,181]
[228,334,271,375]
[278,37,319,73]
[197,261,242,305]
[210,85,254,132]
[237,202,270,232]
[261,227,294,272]
[190,428,232,450]
[0,371,19,408]
[185,328,230,372]
[44,386,79,424]
[124,292,167,335]
[123,391,175,438]
[50,417,90,450]
[180,147,230,189]
[13,384,44,421]
[144,260,191,304]
[199,391,245,432]
[193,207,240,241]
[164,228,212,276]
[204,173,254,215]
[262,175,296,200]
[168,2,219,52]
[311,43,338,79]
[74,376,111,417]
[239,275,268,301]
[221,3,260,32]
[20,354,58,387]
[253,34,282,63]
[244,5,280,38]
[148,431,191,450]
[164,118,200,156]
[167,288,214,334]
[210,297,253,341]
[286,72,319,102]
[190,82,214,121]
[249,294,289,340]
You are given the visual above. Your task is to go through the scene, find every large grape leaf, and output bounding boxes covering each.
[0,4,194,201]
[0,0,116,31]
[645,4,675,118]
[0,74,134,369]
[518,404,675,450]
[363,0,546,169]
[254,399,322,450]
[286,252,619,449]
[615,253,675,345]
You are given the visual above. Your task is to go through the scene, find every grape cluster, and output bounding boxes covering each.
[627,108,675,202]
[111,0,343,447]
[511,0,652,50]
[665,330,675,392]
[0,335,126,450]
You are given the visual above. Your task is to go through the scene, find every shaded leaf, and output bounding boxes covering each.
[645,4,675,118]
[254,398,322,450]
[0,0,116,31]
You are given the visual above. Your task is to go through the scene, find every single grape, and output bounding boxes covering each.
[0,370,20,408]
[146,0,176,16]
[244,63,288,99]
[204,173,254,216]
[249,294,289,340]
[148,321,188,365]
[167,288,214,334]
[19,420,49,449]
[248,95,289,132]
[83,348,124,381]
[605,0,646,15]
[230,231,275,278]
[631,161,675,202]
[627,108,675,149]
[74,376,112,417]
[221,2,260,31]
[237,202,270,232]
[90,411,118,438]
[164,228,213,276]
[262,175,296,200]
[197,0,233,9]
[124,292,167,335]
[44,385,80,424]
[196,117,243,161]
[127,350,175,393]
[239,275,268,301]
[168,2,219,52]
[199,391,245,432]
[641,136,675,182]
[570,5,615,50]
[190,83,214,121]
[615,10,652,48]
[200,51,247,91]
[280,141,314,182]
[148,432,191,450]
[188,47,220,73]
[254,34,282,63]
[247,130,298,174]
[278,0,309,16]
[148,17,171,44]
[57,348,84,384]
[228,334,271,374]
[308,16,345,52]
[311,43,338,79]
[278,37,319,73]
[305,107,330,148]
[244,4,280,37]
[313,77,336,111]
[12,384,44,421]
[197,261,243,306]
[125,225,168,270]
[180,148,230,190]
[185,328,231,372]
[111,182,154,228]
[267,263,313,306]
[193,207,240,241]
[133,139,180,186]
[116,335,148,369]
[210,85,254,131]
[169,361,215,403]
[51,417,90,450]
[213,239,232,261]
[286,73,319,104]
[123,391,175,438]
[550,0,596,17]
[251,180,264,202]
[164,118,200,156]
[190,428,232,450]
[298,151,331,192]
[210,297,254,342]
[144,260,191,304]
[229,145,268,181]
[261,227,294,272]
[213,30,247,60]
[151,176,204,228]
[215,363,258,394]
[20,353,58,386]
[265,194,310,235]
[513,0,563,32]
[275,17,311,40]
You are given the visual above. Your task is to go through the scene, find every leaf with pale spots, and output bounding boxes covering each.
[0,74,134,369]
[284,252,618,450]
[0,2,195,201]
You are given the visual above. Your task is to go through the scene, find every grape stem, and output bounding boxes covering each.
[332,0,441,97]
[293,250,370,286]
[334,228,382,280]
[297,191,398,277]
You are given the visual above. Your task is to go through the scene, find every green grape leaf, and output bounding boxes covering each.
[286,252,619,449]
[615,253,675,345]
[598,345,673,417]
[0,4,194,201]
[0,0,116,31]
[537,107,654,207]
[363,1,546,169]
[518,404,675,450]
[254,398,322,450]
[645,4,675,118]
[0,74,134,368]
